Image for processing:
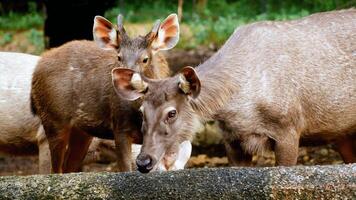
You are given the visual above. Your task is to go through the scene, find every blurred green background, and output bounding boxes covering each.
[0,0,355,54]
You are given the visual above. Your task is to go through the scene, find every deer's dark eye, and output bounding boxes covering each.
[167,110,176,119]
[142,57,149,63]
[165,107,178,124]
[118,55,122,61]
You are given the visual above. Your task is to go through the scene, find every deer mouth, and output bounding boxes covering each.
[137,165,153,173]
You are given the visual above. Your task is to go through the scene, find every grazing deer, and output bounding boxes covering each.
[31,14,180,173]
[113,9,356,173]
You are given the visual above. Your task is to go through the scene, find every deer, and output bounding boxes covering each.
[0,52,123,173]
[30,13,180,173]
[113,9,356,173]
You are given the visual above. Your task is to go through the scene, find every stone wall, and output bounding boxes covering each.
[0,164,354,199]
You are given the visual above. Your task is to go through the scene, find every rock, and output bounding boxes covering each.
[303,155,310,162]
[0,164,354,199]
[319,148,329,156]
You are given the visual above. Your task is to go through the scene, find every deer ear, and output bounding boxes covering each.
[93,16,119,49]
[149,13,179,53]
[112,68,147,101]
[178,66,201,98]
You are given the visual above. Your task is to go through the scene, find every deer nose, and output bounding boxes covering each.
[136,154,153,173]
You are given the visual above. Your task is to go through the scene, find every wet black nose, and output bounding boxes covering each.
[136,154,153,173]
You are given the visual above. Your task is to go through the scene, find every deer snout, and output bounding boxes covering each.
[125,60,139,71]
[136,153,154,173]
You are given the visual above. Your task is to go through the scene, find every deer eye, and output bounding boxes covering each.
[167,110,176,119]
[142,56,149,63]
[164,107,178,124]
[118,55,122,61]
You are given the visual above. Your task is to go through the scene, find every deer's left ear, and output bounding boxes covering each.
[178,66,201,98]
[147,13,179,53]
[93,16,120,49]
[112,68,147,101]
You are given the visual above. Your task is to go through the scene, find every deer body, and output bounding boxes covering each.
[114,9,355,172]
[201,9,356,164]
[0,52,117,173]
[32,41,142,173]
[0,52,41,156]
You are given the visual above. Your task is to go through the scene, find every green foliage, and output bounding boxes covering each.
[183,0,353,47]
[105,0,354,48]
[0,2,44,30]
[26,29,44,54]
[0,32,13,45]
[0,0,354,49]
[105,1,177,23]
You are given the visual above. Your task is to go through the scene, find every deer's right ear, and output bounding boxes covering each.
[112,68,147,101]
[93,16,119,49]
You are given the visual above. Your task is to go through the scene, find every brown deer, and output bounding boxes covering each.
[30,13,180,173]
[113,9,356,173]
[0,52,124,173]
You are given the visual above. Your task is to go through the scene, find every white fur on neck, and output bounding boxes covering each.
[157,140,192,171]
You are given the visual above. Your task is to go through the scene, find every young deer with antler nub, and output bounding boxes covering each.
[31,14,180,173]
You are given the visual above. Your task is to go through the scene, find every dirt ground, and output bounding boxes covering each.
[0,144,344,176]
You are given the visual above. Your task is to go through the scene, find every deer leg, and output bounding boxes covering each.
[44,124,70,173]
[83,138,117,165]
[63,128,93,173]
[219,121,252,166]
[274,129,300,166]
[336,135,355,163]
[224,139,252,167]
[37,125,51,174]
[114,130,132,172]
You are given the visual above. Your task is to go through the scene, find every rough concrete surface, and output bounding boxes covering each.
[0,164,354,200]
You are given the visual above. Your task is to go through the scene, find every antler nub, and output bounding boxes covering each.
[117,14,124,29]
[152,20,161,33]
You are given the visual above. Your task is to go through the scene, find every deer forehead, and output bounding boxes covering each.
[121,36,149,49]
[141,104,175,117]
[119,46,150,64]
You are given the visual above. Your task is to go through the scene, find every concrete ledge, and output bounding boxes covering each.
[0,164,354,199]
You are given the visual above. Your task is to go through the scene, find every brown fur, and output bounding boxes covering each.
[30,40,166,172]
[31,13,179,173]
[0,52,121,174]
[115,9,356,171]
